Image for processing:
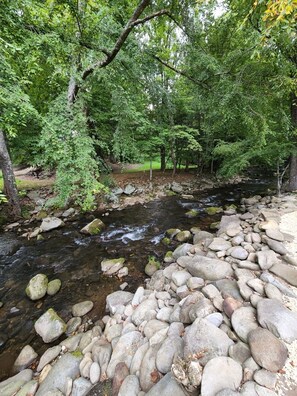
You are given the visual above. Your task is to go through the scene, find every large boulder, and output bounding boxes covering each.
[80,219,105,235]
[34,308,66,343]
[185,256,233,281]
[40,217,64,232]
[25,274,48,301]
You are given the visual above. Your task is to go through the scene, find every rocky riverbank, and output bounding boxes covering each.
[1,193,297,396]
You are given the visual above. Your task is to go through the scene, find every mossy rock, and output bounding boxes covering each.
[225,204,237,210]
[47,279,62,296]
[175,230,192,243]
[162,237,171,246]
[145,257,161,277]
[205,206,223,215]
[185,209,199,218]
[166,190,176,196]
[26,273,48,301]
[36,210,48,220]
[80,218,105,235]
[164,251,174,264]
[166,228,181,239]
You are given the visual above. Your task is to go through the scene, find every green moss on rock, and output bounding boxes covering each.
[205,206,223,215]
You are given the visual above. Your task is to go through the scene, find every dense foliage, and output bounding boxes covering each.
[0,0,296,210]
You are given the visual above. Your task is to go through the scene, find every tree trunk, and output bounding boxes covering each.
[160,145,166,171]
[0,130,21,217]
[288,93,297,190]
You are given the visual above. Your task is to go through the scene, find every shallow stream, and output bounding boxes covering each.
[0,179,273,379]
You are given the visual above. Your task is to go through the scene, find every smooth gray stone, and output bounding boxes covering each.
[208,238,232,252]
[15,380,38,396]
[253,369,277,389]
[72,377,92,396]
[0,369,33,390]
[257,250,279,270]
[37,346,62,372]
[216,279,243,300]
[172,243,193,259]
[139,343,160,392]
[40,217,64,232]
[229,341,251,364]
[265,237,288,255]
[257,298,297,343]
[118,375,140,396]
[260,272,297,298]
[34,308,66,343]
[270,262,297,287]
[156,336,184,373]
[25,273,48,301]
[106,291,133,315]
[36,353,82,395]
[145,373,188,396]
[131,298,158,326]
[185,256,233,281]
[201,357,242,396]
[13,345,38,373]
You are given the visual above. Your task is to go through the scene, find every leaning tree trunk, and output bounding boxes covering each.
[0,130,21,217]
[288,93,297,191]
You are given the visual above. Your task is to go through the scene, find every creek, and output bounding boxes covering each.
[0,178,273,380]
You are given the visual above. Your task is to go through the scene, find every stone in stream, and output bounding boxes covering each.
[101,258,125,275]
[201,357,243,396]
[34,308,66,343]
[25,273,48,301]
[146,372,188,396]
[13,345,38,373]
[72,300,94,317]
[80,219,105,235]
[175,230,192,242]
[257,298,297,343]
[145,258,160,277]
[118,374,140,396]
[47,279,61,296]
[35,352,82,396]
[193,231,213,245]
[37,345,62,372]
[40,217,64,232]
[184,255,233,281]
[248,328,288,372]
[66,317,82,335]
[183,318,234,366]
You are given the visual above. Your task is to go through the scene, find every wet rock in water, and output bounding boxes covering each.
[269,262,297,287]
[13,345,38,373]
[248,328,288,372]
[101,258,125,275]
[166,228,181,239]
[72,377,92,396]
[47,279,61,296]
[171,182,183,194]
[35,352,82,396]
[201,357,243,396]
[40,217,64,232]
[146,372,188,396]
[185,209,199,218]
[37,345,62,372]
[231,306,259,343]
[34,308,66,343]
[107,331,144,378]
[205,206,223,215]
[123,184,136,195]
[72,300,94,317]
[185,255,233,281]
[145,258,160,277]
[80,219,105,235]
[0,237,21,256]
[183,318,234,366]
[25,273,48,301]
[175,230,192,243]
[257,298,297,343]
[118,374,140,396]
[106,291,134,315]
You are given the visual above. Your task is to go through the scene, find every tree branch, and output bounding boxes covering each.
[152,55,210,89]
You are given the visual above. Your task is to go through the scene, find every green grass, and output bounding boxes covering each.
[124,161,197,173]
[0,177,54,191]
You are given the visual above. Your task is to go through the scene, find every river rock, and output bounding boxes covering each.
[144,319,169,339]
[146,372,188,396]
[101,258,125,275]
[176,230,192,242]
[72,377,92,396]
[265,228,284,242]
[0,369,33,391]
[231,306,259,342]
[92,339,112,379]
[47,279,61,296]
[107,331,144,378]
[156,336,184,373]
[130,342,150,375]
[229,246,249,260]
[37,345,62,372]
[185,256,233,281]
[40,217,64,232]
[66,317,82,335]
[193,231,213,245]
[0,380,27,396]
[228,341,251,364]
[118,374,140,396]
[90,362,100,384]
[264,237,288,255]
[139,344,160,392]
[72,300,94,316]
[201,357,242,396]
[253,369,277,389]
[240,381,277,396]
[80,219,105,235]
[36,352,82,395]
[106,291,133,314]
[172,270,192,287]
[264,283,283,301]
[15,380,38,396]
[34,308,66,343]
[257,250,279,270]
[62,207,76,218]
[208,238,232,252]
[123,184,136,195]
[132,298,158,326]
[248,328,288,372]
[171,182,183,194]
[257,298,297,343]
[269,262,297,286]
[13,345,38,373]
[183,318,234,366]
[25,273,48,301]
[172,243,193,259]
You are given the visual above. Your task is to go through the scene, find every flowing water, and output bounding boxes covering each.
[0,180,273,379]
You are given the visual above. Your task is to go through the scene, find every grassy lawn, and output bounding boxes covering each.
[0,177,54,192]
[124,161,197,173]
